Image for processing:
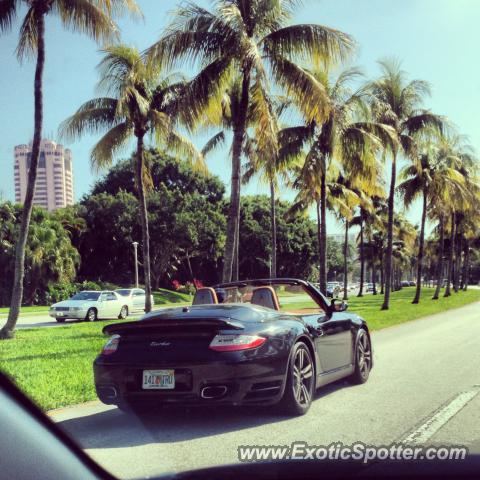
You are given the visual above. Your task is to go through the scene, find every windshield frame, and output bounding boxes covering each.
[214,278,331,314]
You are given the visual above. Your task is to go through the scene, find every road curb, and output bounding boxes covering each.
[47,400,104,417]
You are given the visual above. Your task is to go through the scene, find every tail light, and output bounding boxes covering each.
[209,334,266,352]
[102,335,120,355]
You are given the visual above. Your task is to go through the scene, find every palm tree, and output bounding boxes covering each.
[352,191,385,297]
[327,175,371,300]
[147,0,354,282]
[428,134,474,299]
[200,78,257,281]
[288,67,393,294]
[243,103,307,278]
[461,210,480,290]
[444,212,456,297]
[431,209,447,300]
[351,207,368,297]
[0,0,140,339]
[390,214,417,291]
[398,135,466,303]
[369,58,444,310]
[61,45,204,313]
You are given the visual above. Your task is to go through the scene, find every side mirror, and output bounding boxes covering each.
[330,298,348,312]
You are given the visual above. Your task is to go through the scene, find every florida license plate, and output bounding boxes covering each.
[142,370,175,390]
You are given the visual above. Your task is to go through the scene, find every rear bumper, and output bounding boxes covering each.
[94,355,288,407]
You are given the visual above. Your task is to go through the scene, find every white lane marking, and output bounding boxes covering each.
[401,387,480,445]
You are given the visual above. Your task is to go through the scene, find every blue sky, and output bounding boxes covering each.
[0,0,479,233]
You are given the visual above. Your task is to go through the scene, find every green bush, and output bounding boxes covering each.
[43,282,78,304]
[42,280,101,304]
[96,281,121,291]
[75,280,102,291]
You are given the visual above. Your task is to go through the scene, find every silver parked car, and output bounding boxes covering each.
[49,291,129,323]
[115,288,154,312]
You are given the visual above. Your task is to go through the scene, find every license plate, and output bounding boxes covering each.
[142,370,175,390]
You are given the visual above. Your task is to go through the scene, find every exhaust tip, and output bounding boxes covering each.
[201,385,228,399]
[98,386,118,400]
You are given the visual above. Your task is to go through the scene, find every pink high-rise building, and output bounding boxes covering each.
[14,140,74,211]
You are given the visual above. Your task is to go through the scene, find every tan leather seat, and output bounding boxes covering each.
[251,286,280,311]
[192,287,218,305]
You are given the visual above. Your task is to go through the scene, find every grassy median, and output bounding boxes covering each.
[0,287,479,411]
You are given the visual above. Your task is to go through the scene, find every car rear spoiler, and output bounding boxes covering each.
[103,317,245,336]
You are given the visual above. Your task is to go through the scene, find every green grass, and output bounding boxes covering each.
[346,287,480,330]
[153,288,192,305]
[0,320,115,410]
[0,287,478,411]
[0,306,50,315]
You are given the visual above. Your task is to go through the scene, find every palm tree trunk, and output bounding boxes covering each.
[380,250,384,295]
[381,151,397,310]
[343,220,349,300]
[134,134,152,313]
[444,212,455,297]
[316,198,322,286]
[459,238,465,290]
[462,240,470,291]
[232,213,239,281]
[1,12,45,339]
[453,224,462,293]
[222,68,250,282]
[270,180,277,278]
[319,163,327,294]
[412,189,427,304]
[357,213,364,297]
[432,215,445,300]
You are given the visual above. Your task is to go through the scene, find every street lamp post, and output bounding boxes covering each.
[132,242,139,288]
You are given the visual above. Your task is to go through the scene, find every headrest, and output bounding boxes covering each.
[251,286,280,311]
[192,287,218,305]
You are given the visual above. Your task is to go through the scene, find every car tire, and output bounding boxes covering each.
[85,308,97,322]
[56,318,66,323]
[349,329,372,384]
[279,342,315,416]
[118,305,128,320]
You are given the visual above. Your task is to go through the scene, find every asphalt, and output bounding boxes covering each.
[47,301,480,479]
[1,310,145,329]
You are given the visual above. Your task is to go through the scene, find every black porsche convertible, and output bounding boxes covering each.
[93,278,372,416]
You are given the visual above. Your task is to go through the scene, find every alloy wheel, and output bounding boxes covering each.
[292,346,314,407]
[357,332,371,378]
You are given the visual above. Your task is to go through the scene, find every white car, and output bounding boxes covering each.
[115,288,154,312]
[49,291,129,323]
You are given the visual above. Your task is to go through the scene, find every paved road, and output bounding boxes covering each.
[49,302,480,479]
[1,310,147,329]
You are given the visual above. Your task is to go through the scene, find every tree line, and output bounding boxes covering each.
[1,0,479,338]
[0,150,356,305]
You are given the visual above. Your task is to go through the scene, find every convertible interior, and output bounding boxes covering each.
[192,284,325,315]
